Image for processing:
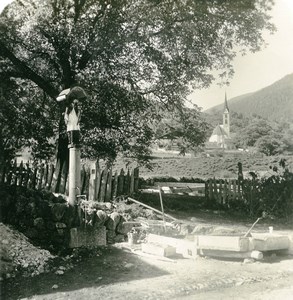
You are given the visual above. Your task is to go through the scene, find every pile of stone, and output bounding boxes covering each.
[0,223,55,280]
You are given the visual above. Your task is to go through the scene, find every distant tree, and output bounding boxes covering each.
[154,107,211,154]
[0,0,275,170]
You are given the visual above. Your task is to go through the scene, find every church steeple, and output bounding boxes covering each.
[223,92,230,137]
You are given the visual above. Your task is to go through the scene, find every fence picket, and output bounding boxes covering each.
[112,170,118,199]
[99,169,107,202]
[105,167,112,201]
[117,169,124,196]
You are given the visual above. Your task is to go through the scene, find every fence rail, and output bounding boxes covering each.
[0,161,139,202]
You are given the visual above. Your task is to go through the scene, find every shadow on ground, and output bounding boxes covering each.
[1,246,169,300]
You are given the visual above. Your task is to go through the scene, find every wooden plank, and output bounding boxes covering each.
[134,167,139,193]
[88,163,97,201]
[155,182,205,188]
[124,169,130,195]
[5,161,12,185]
[37,163,45,190]
[11,160,17,186]
[80,164,86,194]
[99,169,107,202]
[59,162,67,194]
[105,167,112,201]
[94,163,101,201]
[112,170,118,199]
[17,161,24,186]
[47,164,55,190]
[130,168,135,196]
[219,180,223,204]
[127,197,178,221]
[43,163,49,189]
[30,166,38,189]
[223,180,228,205]
[233,179,237,200]
[0,162,6,183]
[117,169,124,196]
[51,160,61,192]
[82,166,90,198]
[23,163,30,188]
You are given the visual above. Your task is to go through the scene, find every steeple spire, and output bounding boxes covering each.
[224,91,229,112]
[223,92,230,138]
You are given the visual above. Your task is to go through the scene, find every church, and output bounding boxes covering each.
[206,94,235,150]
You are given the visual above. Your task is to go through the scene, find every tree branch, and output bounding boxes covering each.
[0,41,58,99]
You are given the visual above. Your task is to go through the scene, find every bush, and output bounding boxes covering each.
[241,160,293,220]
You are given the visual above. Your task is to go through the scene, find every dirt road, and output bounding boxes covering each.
[2,239,293,300]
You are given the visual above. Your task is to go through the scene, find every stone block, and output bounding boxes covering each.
[141,242,176,257]
[250,234,290,251]
[69,226,106,248]
[147,234,198,258]
[198,235,250,252]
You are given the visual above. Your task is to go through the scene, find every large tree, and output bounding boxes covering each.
[0,0,275,167]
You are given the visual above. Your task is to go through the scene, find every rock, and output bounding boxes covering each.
[55,270,64,275]
[124,263,134,269]
[51,203,67,221]
[105,212,121,231]
[243,258,255,264]
[96,210,108,226]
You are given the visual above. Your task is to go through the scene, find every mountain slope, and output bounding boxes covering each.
[204,73,293,121]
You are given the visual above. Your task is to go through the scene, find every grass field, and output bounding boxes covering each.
[110,152,293,180]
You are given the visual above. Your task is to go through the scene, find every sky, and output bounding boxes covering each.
[189,0,293,110]
[1,0,293,111]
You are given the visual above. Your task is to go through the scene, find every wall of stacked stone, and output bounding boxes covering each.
[0,183,139,252]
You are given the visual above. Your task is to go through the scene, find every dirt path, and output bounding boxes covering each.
[2,237,293,300]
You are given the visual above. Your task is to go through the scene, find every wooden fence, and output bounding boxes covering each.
[205,178,243,206]
[0,161,139,202]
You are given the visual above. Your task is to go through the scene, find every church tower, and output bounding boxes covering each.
[223,92,230,138]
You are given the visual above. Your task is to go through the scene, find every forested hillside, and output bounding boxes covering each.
[205,73,293,122]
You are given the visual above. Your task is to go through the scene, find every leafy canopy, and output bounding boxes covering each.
[0,0,275,163]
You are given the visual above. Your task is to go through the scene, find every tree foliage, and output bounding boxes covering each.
[0,0,275,163]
